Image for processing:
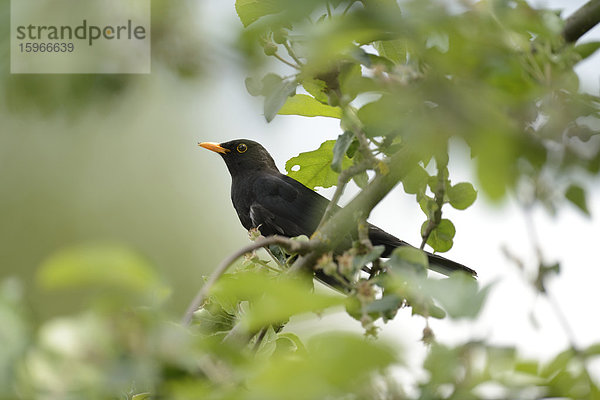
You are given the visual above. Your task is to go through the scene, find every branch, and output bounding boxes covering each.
[519,206,580,349]
[355,129,380,168]
[283,41,303,66]
[316,160,371,231]
[420,154,448,250]
[562,0,600,43]
[273,52,301,69]
[181,236,316,326]
[290,148,418,274]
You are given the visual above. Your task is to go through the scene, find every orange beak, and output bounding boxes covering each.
[198,142,229,154]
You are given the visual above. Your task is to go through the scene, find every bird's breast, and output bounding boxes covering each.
[230,175,258,230]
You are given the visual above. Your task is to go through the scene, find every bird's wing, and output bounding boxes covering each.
[250,174,477,277]
[249,173,330,238]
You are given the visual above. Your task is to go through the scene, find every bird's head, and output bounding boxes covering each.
[198,139,278,176]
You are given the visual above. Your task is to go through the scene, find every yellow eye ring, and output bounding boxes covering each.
[237,143,247,153]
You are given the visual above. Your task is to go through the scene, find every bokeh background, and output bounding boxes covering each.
[1,0,599,376]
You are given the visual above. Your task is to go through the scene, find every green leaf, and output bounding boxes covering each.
[357,96,403,138]
[565,184,589,215]
[385,246,429,274]
[352,171,369,188]
[584,343,600,357]
[278,94,342,119]
[421,219,455,253]
[37,243,162,295]
[211,272,344,331]
[352,246,385,271]
[475,131,515,200]
[247,333,397,399]
[424,343,462,383]
[285,140,352,189]
[302,78,328,103]
[418,195,437,219]
[515,360,540,376]
[541,348,576,379]
[374,39,407,64]
[331,131,354,173]
[193,299,236,335]
[245,76,262,96]
[254,325,278,358]
[273,335,297,356]
[421,273,491,319]
[277,332,307,355]
[402,165,429,195]
[235,0,283,27]
[264,78,297,122]
[381,261,449,320]
[364,294,403,314]
[447,182,478,210]
[574,41,600,61]
[339,63,373,101]
[426,32,449,53]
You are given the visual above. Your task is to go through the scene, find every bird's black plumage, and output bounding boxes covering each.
[199,139,476,277]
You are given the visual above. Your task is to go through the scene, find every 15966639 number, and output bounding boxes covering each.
[19,42,74,53]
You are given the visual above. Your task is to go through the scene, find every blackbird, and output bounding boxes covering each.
[199,139,476,277]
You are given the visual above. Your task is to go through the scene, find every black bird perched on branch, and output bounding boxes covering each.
[199,139,476,278]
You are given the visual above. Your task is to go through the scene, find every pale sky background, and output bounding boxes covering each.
[190,0,600,381]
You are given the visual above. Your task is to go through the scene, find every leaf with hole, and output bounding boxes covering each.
[285,140,352,189]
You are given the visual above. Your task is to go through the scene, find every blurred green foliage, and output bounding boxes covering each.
[1,0,207,114]
[0,0,241,320]
[1,0,600,399]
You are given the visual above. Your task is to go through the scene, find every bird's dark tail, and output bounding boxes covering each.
[425,251,477,277]
[369,224,477,277]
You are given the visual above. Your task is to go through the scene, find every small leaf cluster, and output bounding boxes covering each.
[237,0,599,216]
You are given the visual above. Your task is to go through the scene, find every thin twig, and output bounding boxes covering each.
[521,206,579,349]
[273,53,300,69]
[283,41,303,66]
[420,155,448,250]
[182,236,315,325]
[546,290,579,350]
[522,206,544,266]
[264,246,286,269]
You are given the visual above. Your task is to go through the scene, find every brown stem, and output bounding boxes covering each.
[562,0,600,43]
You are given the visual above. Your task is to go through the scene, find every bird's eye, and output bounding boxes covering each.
[237,143,248,153]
